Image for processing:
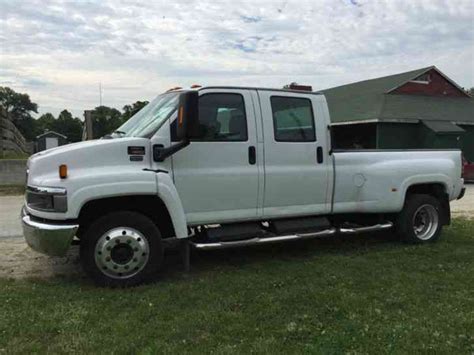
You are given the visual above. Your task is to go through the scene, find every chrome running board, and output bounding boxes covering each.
[338,222,393,234]
[191,228,337,250]
[190,221,394,251]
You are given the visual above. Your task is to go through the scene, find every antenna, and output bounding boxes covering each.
[99,82,102,106]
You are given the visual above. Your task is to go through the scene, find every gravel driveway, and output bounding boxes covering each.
[0,195,24,238]
[1,185,473,279]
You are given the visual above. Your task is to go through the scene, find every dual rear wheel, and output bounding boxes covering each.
[395,194,443,243]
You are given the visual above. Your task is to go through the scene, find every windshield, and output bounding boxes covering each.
[117,92,180,138]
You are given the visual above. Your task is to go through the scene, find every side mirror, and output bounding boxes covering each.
[175,91,199,141]
[153,91,199,162]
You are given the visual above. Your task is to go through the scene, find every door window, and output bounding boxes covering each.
[270,96,316,142]
[192,93,248,141]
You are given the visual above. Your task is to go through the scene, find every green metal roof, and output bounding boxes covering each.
[379,94,474,122]
[423,120,465,133]
[321,66,474,124]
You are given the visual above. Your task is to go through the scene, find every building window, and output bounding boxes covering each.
[270,96,316,142]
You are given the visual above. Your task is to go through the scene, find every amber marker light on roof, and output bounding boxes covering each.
[59,164,68,179]
[190,84,202,88]
[166,86,183,92]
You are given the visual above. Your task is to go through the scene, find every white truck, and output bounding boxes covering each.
[22,86,466,287]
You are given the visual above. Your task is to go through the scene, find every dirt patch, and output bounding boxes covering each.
[0,237,82,279]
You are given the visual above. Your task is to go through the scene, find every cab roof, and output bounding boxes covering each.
[169,86,323,95]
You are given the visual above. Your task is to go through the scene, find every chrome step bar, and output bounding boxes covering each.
[190,222,394,251]
[339,222,393,234]
[191,228,337,250]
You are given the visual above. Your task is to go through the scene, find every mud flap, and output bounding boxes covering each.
[441,193,451,225]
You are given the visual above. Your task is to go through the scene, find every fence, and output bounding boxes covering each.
[0,107,31,157]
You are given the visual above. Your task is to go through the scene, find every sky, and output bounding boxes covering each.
[1,0,473,118]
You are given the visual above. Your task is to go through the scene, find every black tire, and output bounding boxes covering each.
[395,194,443,244]
[80,211,163,287]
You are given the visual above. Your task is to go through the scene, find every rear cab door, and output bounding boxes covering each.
[257,90,333,218]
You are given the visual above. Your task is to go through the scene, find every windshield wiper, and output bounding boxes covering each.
[114,130,126,135]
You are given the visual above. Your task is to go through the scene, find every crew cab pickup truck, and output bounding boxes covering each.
[22,86,466,287]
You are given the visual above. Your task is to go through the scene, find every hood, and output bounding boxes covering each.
[27,138,152,187]
[31,138,121,159]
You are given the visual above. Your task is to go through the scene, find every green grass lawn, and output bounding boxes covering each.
[0,153,29,160]
[1,219,473,354]
[0,184,25,196]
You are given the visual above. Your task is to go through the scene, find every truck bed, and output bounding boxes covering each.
[331,149,463,214]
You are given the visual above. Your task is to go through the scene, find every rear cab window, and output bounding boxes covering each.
[270,96,316,142]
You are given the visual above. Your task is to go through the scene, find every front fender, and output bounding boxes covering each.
[156,173,188,239]
[26,168,158,220]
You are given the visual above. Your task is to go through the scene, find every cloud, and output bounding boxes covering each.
[241,15,263,23]
[22,78,50,87]
[0,0,472,117]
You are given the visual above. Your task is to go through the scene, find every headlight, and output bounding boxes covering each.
[26,186,68,212]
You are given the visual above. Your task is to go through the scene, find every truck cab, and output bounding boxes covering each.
[22,86,465,287]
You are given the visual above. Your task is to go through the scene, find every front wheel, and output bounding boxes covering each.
[395,194,443,243]
[80,211,163,287]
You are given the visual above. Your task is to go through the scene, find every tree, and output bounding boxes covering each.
[36,113,55,134]
[91,106,122,139]
[0,86,38,119]
[122,100,149,121]
[55,110,83,143]
[37,111,83,143]
[0,86,39,140]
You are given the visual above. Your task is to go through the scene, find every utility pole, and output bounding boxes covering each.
[99,82,103,107]
[0,107,4,158]
[83,110,94,141]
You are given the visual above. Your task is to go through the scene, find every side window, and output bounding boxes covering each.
[270,96,316,142]
[191,93,248,141]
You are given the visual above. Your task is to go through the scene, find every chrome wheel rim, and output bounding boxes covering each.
[94,227,149,279]
[412,204,439,241]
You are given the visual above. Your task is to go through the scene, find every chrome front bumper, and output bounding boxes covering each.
[21,208,78,256]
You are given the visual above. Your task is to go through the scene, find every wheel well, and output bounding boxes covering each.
[406,183,446,199]
[405,183,450,225]
[77,195,175,239]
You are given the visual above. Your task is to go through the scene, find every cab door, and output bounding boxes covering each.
[171,89,260,225]
[258,90,332,218]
